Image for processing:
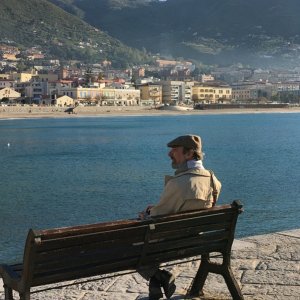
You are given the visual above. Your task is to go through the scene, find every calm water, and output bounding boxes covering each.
[0,113,300,263]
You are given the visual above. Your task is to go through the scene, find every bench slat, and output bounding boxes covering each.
[35,238,143,263]
[143,241,228,265]
[152,212,235,232]
[32,257,139,286]
[150,221,232,241]
[36,226,147,252]
[33,245,143,274]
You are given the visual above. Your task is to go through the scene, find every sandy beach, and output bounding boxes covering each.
[1,105,300,120]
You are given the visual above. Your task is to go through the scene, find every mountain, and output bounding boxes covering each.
[0,0,152,67]
[49,0,300,67]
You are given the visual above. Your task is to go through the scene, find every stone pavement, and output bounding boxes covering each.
[0,229,299,300]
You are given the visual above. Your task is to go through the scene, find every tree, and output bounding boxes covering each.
[1,97,9,103]
[85,67,94,85]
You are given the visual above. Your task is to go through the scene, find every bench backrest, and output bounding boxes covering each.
[21,200,243,288]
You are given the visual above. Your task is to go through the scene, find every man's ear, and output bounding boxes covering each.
[184,149,194,160]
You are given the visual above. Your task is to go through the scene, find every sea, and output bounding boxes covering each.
[0,113,300,264]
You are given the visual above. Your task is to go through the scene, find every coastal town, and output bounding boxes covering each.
[1,44,300,110]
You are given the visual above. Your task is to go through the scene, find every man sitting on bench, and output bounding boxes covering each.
[139,134,222,300]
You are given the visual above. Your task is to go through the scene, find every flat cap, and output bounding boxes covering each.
[167,134,202,152]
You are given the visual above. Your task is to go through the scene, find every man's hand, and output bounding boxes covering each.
[138,205,154,220]
[145,205,154,214]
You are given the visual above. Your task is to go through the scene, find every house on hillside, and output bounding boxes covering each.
[0,79,14,89]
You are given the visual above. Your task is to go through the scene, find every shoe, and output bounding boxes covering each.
[149,276,163,300]
[154,270,176,299]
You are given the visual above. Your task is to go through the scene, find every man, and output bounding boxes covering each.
[139,134,222,300]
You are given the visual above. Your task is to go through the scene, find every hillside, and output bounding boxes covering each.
[0,0,152,67]
[50,0,300,67]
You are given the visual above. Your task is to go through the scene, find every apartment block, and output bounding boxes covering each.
[138,83,162,105]
[161,80,194,104]
[192,85,232,103]
[57,85,140,106]
[232,86,260,101]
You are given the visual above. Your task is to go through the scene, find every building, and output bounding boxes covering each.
[58,84,140,106]
[132,67,145,78]
[0,87,21,100]
[201,74,215,83]
[102,87,140,106]
[59,86,104,102]
[0,79,14,89]
[232,89,257,101]
[25,80,48,101]
[2,53,18,61]
[34,73,58,82]
[231,81,276,101]
[138,83,162,105]
[56,95,74,107]
[0,74,12,80]
[192,84,232,103]
[11,72,34,83]
[161,80,194,104]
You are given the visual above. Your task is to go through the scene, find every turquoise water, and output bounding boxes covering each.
[0,113,300,263]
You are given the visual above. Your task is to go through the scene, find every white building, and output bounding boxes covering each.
[0,87,21,100]
[161,80,194,104]
[56,95,74,107]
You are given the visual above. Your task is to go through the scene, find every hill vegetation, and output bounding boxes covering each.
[50,0,300,67]
[0,0,152,67]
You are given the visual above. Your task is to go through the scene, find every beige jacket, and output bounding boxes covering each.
[150,169,221,217]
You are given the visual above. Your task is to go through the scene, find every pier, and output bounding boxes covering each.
[0,229,299,299]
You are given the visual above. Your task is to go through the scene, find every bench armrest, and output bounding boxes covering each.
[0,264,21,287]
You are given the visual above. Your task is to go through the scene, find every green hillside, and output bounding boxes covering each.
[50,0,300,67]
[0,0,152,67]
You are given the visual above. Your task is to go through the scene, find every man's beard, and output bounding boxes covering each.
[171,161,187,170]
[171,161,179,169]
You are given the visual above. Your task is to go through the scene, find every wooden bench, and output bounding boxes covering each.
[0,200,244,300]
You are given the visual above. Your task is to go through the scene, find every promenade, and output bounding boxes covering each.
[1,105,300,120]
[0,229,299,300]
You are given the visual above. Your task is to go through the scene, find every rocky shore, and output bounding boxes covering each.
[0,229,299,300]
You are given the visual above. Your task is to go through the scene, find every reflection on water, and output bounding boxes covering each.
[0,114,300,263]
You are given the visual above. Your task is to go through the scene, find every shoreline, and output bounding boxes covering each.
[1,106,300,120]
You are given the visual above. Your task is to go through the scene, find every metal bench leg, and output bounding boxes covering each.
[186,255,209,297]
[19,291,30,300]
[4,284,14,300]
[223,266,244,300]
